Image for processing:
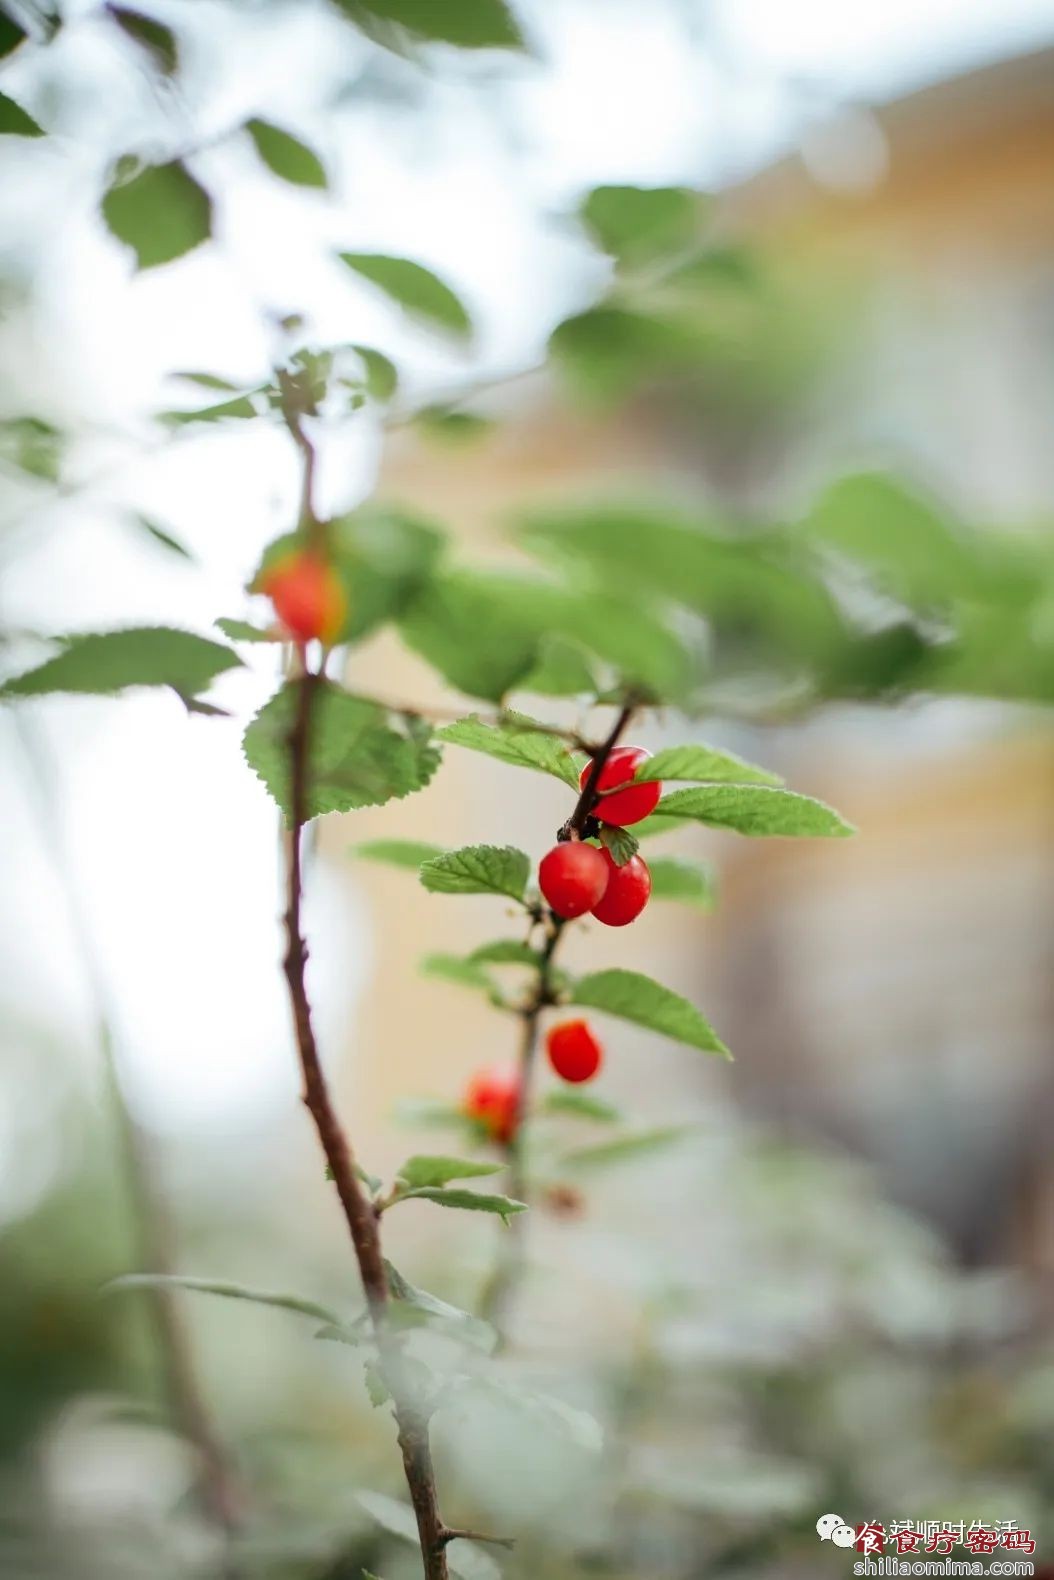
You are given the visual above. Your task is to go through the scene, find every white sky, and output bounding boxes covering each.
[1,0,1052,1219]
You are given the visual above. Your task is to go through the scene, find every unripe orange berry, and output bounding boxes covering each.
[462,1063,522,1144]
[259,550,347,645]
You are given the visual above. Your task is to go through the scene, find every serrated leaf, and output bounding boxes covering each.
[246,118,327,188]
[396,1155,502,1189]
[351,344,398,400]
[362,1357,391,1409]
[339,252,470,337]
[354,838,446,869]
[340,0,523,49]
[647,856,717,910]
[657,784,854,838]
[107,1273,345,1327]
[571,969,728,1056]
[467,939,541,967]
[437,712,580,788]
[420,952,501,1001]
[215,616,278,643]
[102,160,211,270]
[1,627,240,700]
[598,825,638,866]
[561,1126,695,1170]
[0,90,43,136]
[132,514,193,559]
[107,6,178,73]
[384,1260,495,1351]
[580,184,697,265]
[395,1186,526,1222]
[540,1089,621,1123]
[242,680,440,822]
[633,743,781,786]
[420,844,529,902]
[632,809,693,840]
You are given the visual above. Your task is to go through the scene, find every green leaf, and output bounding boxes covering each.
[351,344,398,401]
[0,90,43,136]
[394,1186,526,1222]
[362,1357,391,1409]
[580,184,697,265]
[467,939,541,967]
[215,616,278,643]
[561,1126,695,1170]
[657,784,854,838]
[396,1155,502,1189]
[437,712,580,788]
[328,506,445,642]
[420,844,529,902]
[571,969,729,1056]
[399,570,540,701]
[633,743,781,786]
[242,680,440,822]
[0,11,27,59]
[159,394,259,424]
[131,514,193,559]
[339,252,471,337]
[549,305,699,402]
[393,1097,467,1130]
[354,838,447,869]
[383,1260,495,1351]
[246,118,327,188]
[102,160,212,270]
[518,635,596,697]
[107,6,178,73]
[171,371,243,392]
[415,406,493,445]
[632,809,693,840]
[540,1089,621,1123]
[1,627,240,701]
[0,416,62,480]
[341,0,523,49]
[107,1273,345,1328]
[598,825,638,866]
[647,856,717,911]
[420,952,501,1001]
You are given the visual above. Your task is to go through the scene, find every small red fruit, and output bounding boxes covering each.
[591,847,651,927]
[580,745,661,827]
[463,1063,522,1144]
[539,841,609,919]
[546,1019,603,1084]
[258,550,347,644]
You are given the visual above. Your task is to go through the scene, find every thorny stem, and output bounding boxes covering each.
[482,703,637,1338]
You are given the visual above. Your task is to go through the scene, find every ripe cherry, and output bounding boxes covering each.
[258,550,347,645]
[580,745,661,827]
[591,847,651,927]
[546,1018,603,1084]
[462,1063,522,1144]
[539,841,609,919]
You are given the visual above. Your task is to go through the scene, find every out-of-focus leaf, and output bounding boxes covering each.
[658,783,854,837]
[0,11,27,58]
[159,394,259,424]
[647,855,717,910]
[540,1089,621,1123]
[102,160,212,270]
[328,506,445,641]
[518,635,596,697]
[549,304,699,402]
[415,406,493,444]
[339,251,471,337]
[561,1126,695,1170]
[362,1358,391,1409]
[580,184,698,265]
[350,344,398,400]
[243,680,440,821]
[171,370,244,391]
[107,1273,346,1328]
[396,1156,502,1189]
[1,627,240,700]
[420,844,530,902]
[399,570,541,701]
[419,952,503,1002]
[246,118,327,188]
[393,1097,467,1130]
[394,1186,525,1222]
[338,0,523,49]
[131,513,194,559]
[106,6,178,73]
[354,838,447,869]
[571,969,729,1056]
[0,90,43,136]
[0,416,61,479]
[384,1260,496,1351]
[438,712,580,788]
[633,742,781,786]
[467,939,541,967]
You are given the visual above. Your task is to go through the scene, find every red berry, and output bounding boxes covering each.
[258,550,347,644]
[590,848,651,927]
[546,1019,603,1084]
[463,1064,522,1144]
[539,841,609,919]
[580,745,661,826]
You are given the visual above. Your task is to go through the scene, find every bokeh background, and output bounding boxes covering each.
[2,2,1053,1577]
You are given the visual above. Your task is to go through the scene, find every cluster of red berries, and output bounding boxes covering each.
[462,1018,604,1139]
[257,547,347,645]
[539,746,659,927]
